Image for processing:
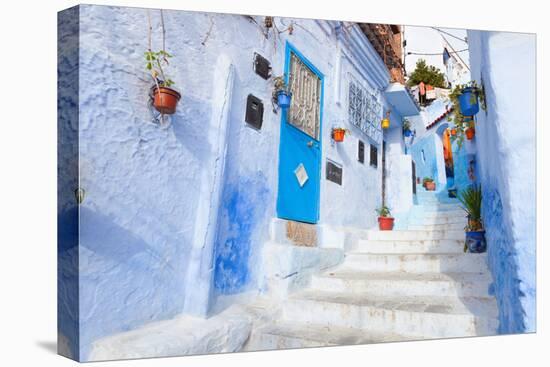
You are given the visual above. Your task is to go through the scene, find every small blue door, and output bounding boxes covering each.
[277,43,324,224]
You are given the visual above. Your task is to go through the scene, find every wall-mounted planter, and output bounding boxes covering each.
[381,118,390,129]
[465,230,486,253]
[331,128,348,142]
[378,216,394,231]
[458,87,480,116]
[465,127,476,140]
[450,128,457,136]
[403,129,412,137]
[152,86,181,114]
[276,90,292,109]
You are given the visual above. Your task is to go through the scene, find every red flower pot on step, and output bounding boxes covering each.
[378,216,395,231]
[425,181,436,191]
[465,127,475,140]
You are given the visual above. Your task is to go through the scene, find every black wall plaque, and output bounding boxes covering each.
[326,160,343,185]
[245,94,264,130]
[358,140,365,164]
[254,53,272,79]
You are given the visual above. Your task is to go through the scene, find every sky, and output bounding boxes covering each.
[403,25,469,77]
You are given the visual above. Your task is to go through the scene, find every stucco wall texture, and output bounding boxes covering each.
[467,30,536,333]
[59,5,414,360]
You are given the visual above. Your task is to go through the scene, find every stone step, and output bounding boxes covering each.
[420,204,463,212]
[283,291,498,338]
[422,210,466,220]
[244,322,414,351]
[310,271,492,297]
[365,229,464,241]
[408,223,465,231]
[354,239,465,254]
[409,216,467,226]
[341,253,487,273]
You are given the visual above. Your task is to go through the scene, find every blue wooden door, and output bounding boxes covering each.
[277,44,324,224]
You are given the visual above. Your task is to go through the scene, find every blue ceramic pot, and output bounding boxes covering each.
[458,87,480,116]
[466,230,486,253]
[277,90,292,109]
[403,129,412,137]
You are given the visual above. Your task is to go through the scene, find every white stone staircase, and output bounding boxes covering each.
[245,193,498,351]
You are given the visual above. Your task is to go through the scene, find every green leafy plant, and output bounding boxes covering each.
[407,59,446,88]
[145,50,175,87]
[448,81,486,148]
[272,75,290,93]
[402,118,411,132]
[375,205,392,218]
[458,185,483,231]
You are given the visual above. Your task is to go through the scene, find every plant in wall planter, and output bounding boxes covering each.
[458,185,486,253]
[402,118,413,137]
[272,75,292,109]
[448,81,486,148]
[381,111,391,130]
[465,126,476,140]
[423,177,436,191]
[331,127,350,143]
[376,205,394,231]
[146,10,181,117]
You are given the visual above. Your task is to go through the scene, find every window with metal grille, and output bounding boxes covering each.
[370,144,378,168]
[288,53,322,140]
[348,78,383,145]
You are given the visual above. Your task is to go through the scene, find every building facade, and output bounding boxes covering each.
[58,5,420,360]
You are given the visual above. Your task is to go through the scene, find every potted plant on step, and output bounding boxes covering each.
[376,205,394,231]
[458,185,486,253]
[423,177,436,191]
[331,127,350,142]
[272,75,292,109]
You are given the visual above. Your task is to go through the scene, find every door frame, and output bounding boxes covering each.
[276,41,325,223]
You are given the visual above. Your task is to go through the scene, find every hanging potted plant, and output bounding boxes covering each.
[146,10,180,116]
[381,111,391,129]
[450,128,457,136]
[376,205,394,231]
[448,81,486,148]
[423,177,436,191]
[331,127,350,142]
[458,185,486,253]
[146,50,180,114]
[402,119,413,137]
[272,75,292,109]
[465,126,476,140]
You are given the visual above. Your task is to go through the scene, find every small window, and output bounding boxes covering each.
[370,144,378,168]
[358,140,365,164]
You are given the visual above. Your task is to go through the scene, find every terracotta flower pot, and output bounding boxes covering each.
[450,128,457,136]
[378,216,395,231]
[152,86,181,114]
[425,181,436,191]
[465,127,475,140]
[332,128,346,142]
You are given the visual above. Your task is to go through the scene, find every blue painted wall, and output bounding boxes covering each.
[58,5,413,360]
[468,30,536,333]
[410,134,441,188]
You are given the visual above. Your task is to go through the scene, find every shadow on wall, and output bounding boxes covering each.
[77,206,186,360]
[170,94,213,161]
